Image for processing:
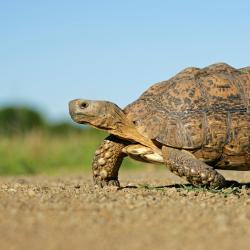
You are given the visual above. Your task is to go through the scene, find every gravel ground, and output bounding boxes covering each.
[0,169,249,250]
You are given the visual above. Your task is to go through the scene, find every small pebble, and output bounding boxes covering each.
[8,188,17,193]
[1,184,8,189]
[13,183,21,189]
[244,199,250,205]
[27,190,36,197]
[127,183,137,187]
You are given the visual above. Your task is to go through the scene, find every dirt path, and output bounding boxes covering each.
[0,169,249,250]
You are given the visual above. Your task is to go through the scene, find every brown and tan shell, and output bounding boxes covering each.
[124,63,250,169]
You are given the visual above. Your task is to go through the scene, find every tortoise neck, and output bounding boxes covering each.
[108,116,161,154]
[92,103,161,154]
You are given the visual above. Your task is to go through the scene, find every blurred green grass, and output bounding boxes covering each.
[0,105,147,175]
[0,129,144,175]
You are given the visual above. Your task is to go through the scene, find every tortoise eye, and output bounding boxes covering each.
[80,102,89,109]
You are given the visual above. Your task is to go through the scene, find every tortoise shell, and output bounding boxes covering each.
[124,63,250,168]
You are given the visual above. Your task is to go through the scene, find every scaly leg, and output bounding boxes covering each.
[92,135,127,187]
[162,146,226,188]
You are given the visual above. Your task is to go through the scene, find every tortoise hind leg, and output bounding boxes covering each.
[162,147,226,188]
[92,135,127,187]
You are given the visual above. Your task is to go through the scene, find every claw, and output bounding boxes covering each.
[94,178,120,188]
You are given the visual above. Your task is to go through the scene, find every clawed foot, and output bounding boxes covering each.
[187,171,226,189]
[94,178,120,188]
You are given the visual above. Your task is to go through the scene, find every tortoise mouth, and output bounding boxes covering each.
[70,113,96,125]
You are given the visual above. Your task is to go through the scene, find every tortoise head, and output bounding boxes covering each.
[69,99,125,131]
[69,98,139,141]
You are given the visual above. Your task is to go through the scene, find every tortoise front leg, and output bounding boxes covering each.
[92,135,127,187]
[162,147,226,188]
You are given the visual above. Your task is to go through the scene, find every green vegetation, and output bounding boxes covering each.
[0,106,45,135]
[138,183,244,196]
[0,106,82,136]
[175,184,242,197]
[0,106,143,175]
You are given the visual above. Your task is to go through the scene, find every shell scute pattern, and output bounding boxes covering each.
[124,63,250,165]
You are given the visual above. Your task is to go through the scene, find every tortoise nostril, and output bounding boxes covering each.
[80,102,89,109]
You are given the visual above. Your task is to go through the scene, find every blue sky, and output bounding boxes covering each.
[0,0,249,120]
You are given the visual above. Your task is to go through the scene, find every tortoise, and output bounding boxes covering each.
[69,63,250,188]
